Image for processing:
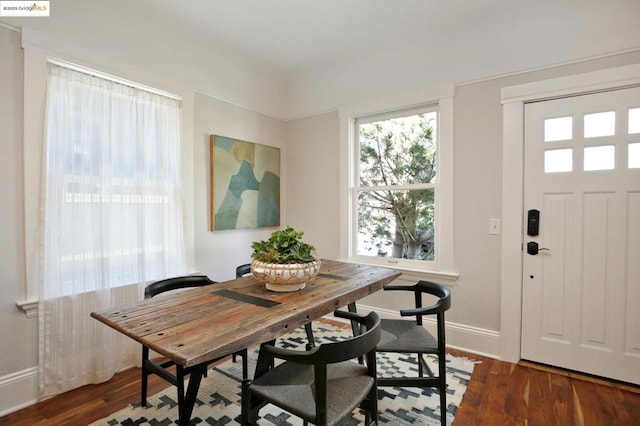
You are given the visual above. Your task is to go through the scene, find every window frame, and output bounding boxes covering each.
[338,84,457,283]
[353,105,439,267]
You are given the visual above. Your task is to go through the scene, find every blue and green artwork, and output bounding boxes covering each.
[210,135,280,230]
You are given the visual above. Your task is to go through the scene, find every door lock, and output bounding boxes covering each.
[527,241,550,255]
[527,209,540,236]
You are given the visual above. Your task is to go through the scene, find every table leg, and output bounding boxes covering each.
[179,364,206,426]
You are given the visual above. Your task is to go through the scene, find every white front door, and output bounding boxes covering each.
[521,86,640,385]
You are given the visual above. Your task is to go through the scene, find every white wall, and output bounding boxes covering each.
[0,25,36,377]
[283,50,640,354]
[192,92,288,281]
[0,25,40,415]
[285,113,341,259]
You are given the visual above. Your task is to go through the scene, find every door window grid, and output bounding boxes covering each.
[544,107,640,173]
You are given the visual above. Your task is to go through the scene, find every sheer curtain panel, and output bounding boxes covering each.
[39,62,186,397]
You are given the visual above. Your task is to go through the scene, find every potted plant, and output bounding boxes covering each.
[250,226,321,292]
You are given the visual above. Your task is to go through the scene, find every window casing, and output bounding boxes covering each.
[339,85,456,281]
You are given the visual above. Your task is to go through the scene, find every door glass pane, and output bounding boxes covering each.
[630,143,640,169]
[584,111,615,138]
[544,148,572,173]
[629,108,640,134]
[584,145,615,171]
[357,189,435,261]
[544,117,572,142]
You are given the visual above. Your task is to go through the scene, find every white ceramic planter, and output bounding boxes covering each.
[251,258,321,292]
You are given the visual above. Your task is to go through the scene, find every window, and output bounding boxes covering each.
[339,85,456,279]
[43,61,186,298]
[355,108,438,263]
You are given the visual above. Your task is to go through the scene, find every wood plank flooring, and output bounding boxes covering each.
[452,350,640,425]
[1,347,638,425]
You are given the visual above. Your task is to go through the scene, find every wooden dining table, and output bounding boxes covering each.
[90,259,401,425]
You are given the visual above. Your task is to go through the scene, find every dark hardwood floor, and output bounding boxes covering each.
[451,350,640,425]
[1,345,638,425]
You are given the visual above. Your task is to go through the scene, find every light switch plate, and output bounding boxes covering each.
[489,218,501,235]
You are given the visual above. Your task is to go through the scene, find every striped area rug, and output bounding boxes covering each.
[91,324,475,425]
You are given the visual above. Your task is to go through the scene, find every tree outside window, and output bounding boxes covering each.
[356,110,438,263]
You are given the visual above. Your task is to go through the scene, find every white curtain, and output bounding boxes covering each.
[39,62,187,397]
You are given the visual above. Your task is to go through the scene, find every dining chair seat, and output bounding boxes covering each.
[241,310,381,426]
[250,361,373,424]
[378,318,439,353]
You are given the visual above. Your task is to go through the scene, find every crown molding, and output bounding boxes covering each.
[0,20,21,32]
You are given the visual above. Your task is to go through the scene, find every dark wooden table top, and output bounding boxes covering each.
[91,259,401,368]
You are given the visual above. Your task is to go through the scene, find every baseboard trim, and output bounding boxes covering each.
[0,367,39,417]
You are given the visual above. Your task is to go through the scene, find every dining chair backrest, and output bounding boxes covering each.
[144,275,215,299]
[235,263,252,278]
[288,310,380,365]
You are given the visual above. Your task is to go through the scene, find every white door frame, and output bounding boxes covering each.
[499,63,640,363]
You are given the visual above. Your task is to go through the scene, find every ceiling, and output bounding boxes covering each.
[4,0,639,78]
[3,0,640,117]
[6,0,521,75]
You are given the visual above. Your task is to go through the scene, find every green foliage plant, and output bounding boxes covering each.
[251,226,317,264]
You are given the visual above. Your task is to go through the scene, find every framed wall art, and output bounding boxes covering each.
[210,135,280,230]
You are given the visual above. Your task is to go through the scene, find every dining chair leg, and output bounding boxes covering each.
[241,348,248,379]
[439,388,447,426]
[438,354,447,426]
[240,379,251,425]
[141,346,149,406]
[304,323,315,350]
[176,366,185,419]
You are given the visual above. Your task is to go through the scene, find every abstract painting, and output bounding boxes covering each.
[210,135,280,230]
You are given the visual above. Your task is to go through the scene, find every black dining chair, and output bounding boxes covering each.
[236,263,316,349]
[235,263,252,278]
[240,310,381,426]
[375,280,451,426]
[141,274,249,409]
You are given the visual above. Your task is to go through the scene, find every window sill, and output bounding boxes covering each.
[15,270,203,319]
[398,267,459,286]
[16,299,39,318]
[346,259,459,286]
